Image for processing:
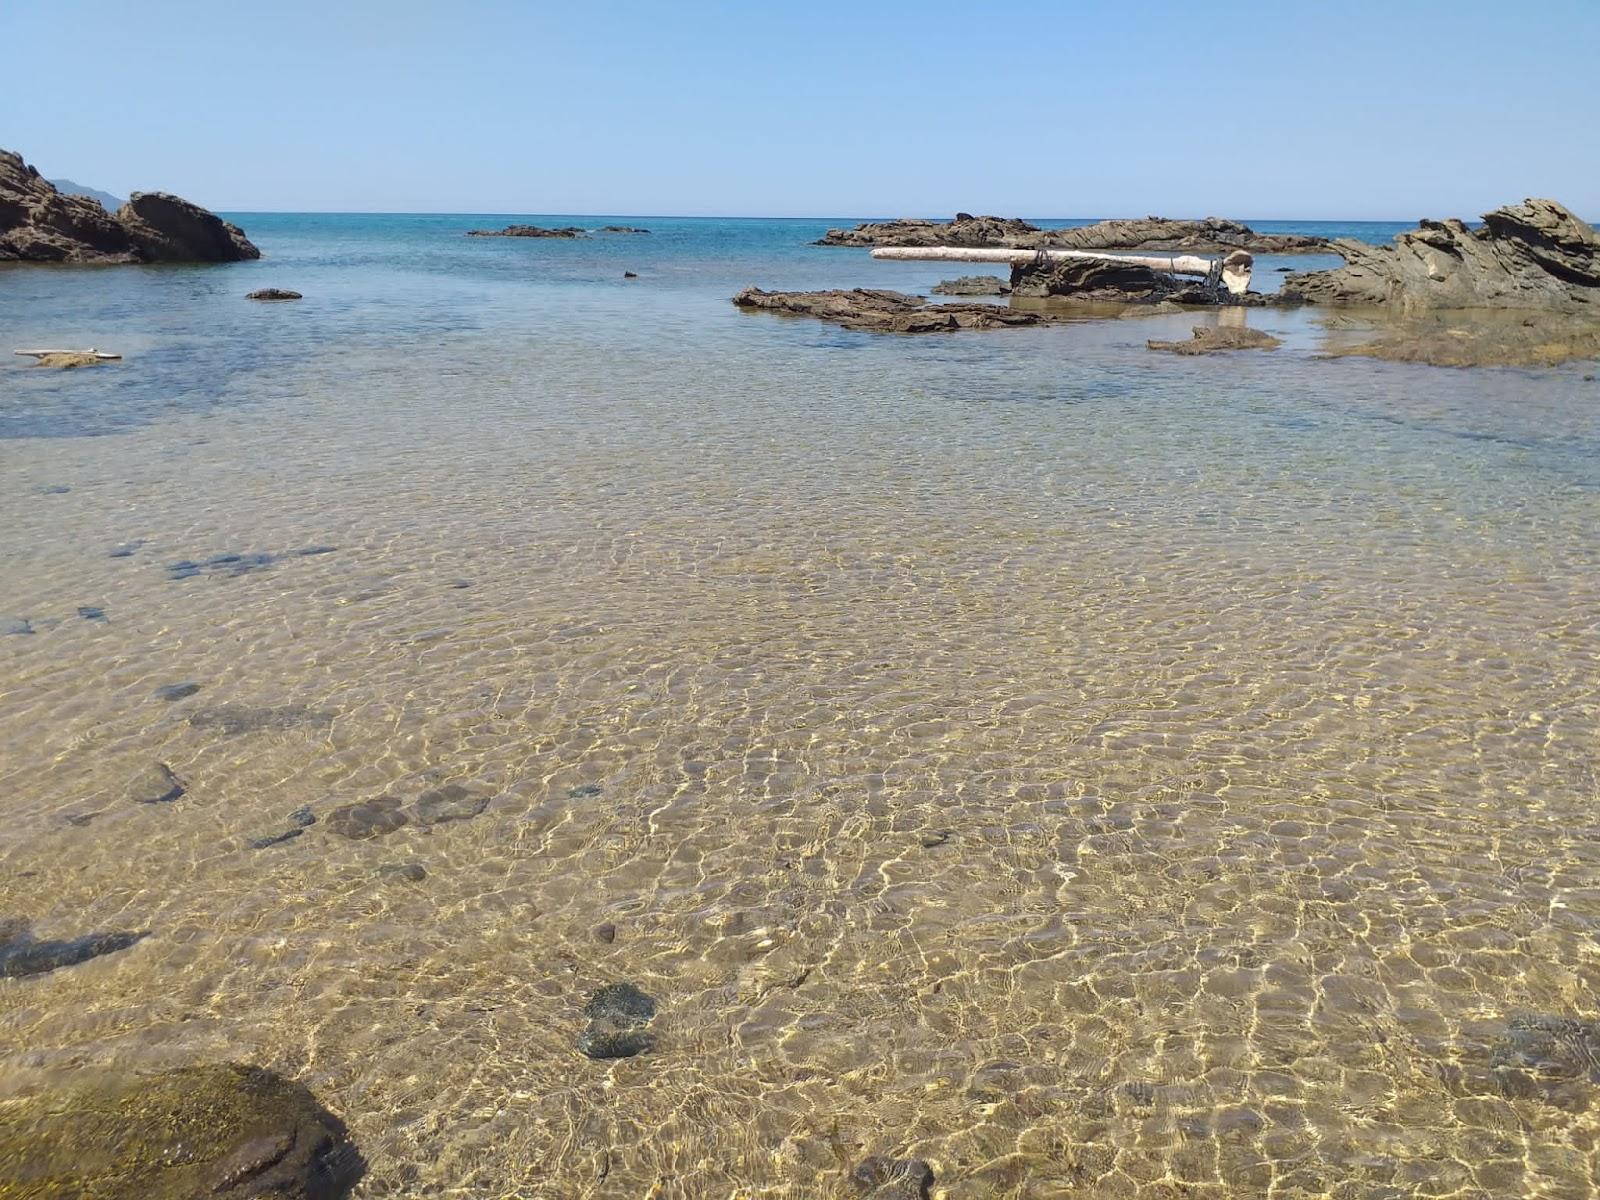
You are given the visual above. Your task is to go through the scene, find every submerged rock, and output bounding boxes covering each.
[0,1062,362,1198]
[3,618,34,636]
[818,212,1325,254]
[930,275,1010,296]
[250,829,304,850]
[600,226,650,234]
[127,761,185,804]
[189,704,332,736]
[851,1155,935,1200]
[377,862,427,883]
[1282,199,1600,312]
[733,287,1057,333]
[77,605,107,622]
[325,797,408,840]
[466,224,587,238]
[290,805,317,827]
[1318,310,1600,368]
[247,287,303,300]
[1147,325,1282,355]
[578,982,659,1060]
[412,784,490,826]
[152,681,200,701]
[0,924,149,979]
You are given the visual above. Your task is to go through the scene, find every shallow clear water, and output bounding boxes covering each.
[2,216,1599,1198]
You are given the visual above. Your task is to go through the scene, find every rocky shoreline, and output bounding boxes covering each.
[1,149,258,264]
[817,212,1328,254]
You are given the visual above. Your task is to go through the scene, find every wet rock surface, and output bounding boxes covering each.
[734,287,1058,333]
[577,982,658,1059]
[0,1062,362,1198]
[189,703,333,736]
[27,351,110,369]
[930,274,1010,295]
[247,287,303,300]
[326,796,409,840]
[818,212,1326,253]
[466,224,587,238]
[2,149,259,264]
[127,761,185,804]
[851,1155,935,1199]
[1147,325,1283,355]
[1283,198,1600,312]
[0,923,149,979]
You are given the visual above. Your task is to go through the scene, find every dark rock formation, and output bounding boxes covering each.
[1147,325,1282,355]
[247,287,302,300]
[600,225,649,234]
[377,862,427,883]
[167,551,276,580]
[128,761,185,804]
[577,982,658,1060]
[623,271,638,278]
[817,212,1326,254]
[1,921,149,979]
[1011,258,1197,303]
[0,1062,362,1199]
[1,149,259,263]
[466,225,586,238]
[733,287,1057,333]
[153,682,201,702]
[78,606,107,622]
[116,192,260,263]
[250,828,304,850]
[326,797,408,840]
[851,1155,935,1199]
[931,275,1010,296]
[1282,199,1600,312]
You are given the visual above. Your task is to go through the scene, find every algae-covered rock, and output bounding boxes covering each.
[0,1063,362,1198]
[1147,325,1282,355]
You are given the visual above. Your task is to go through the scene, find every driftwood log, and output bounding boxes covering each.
[872,246,1254,295]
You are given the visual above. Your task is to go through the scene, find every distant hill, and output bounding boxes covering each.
[47,178,124,210]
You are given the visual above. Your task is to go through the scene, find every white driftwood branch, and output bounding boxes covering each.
[13,348,122,360]
[871,246,1254,295]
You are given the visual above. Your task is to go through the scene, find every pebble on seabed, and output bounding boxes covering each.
[325,796,408,840]
[378,863,428,883]
[153,681,201,701]
[127,761,186,804]
[577,982,659,1059]
[0,922,150,979]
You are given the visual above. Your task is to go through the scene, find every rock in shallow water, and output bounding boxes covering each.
[0,924,149,978]
[851,1155,935,1199]
[1147,325,1282,355]
[325,796,408,840]
[733,287,1057,333]
[189,703,332,736]
[152,681,200,701]
[0,1062,362,1199]
[413,784,490,826]
[250,828,303,850]
[127,761,185,804]
[246,287,302,300]
[377,862,427,883]
[577,982,659,1059]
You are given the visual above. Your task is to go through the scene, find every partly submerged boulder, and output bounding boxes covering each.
[247,287,302,300]
[1282,199,1600,312]
[817,212,1326,254]
[1148,325,1282,355]
[733,287,1057,333]
[0,149,258,263]
[0,1063,363,1199]
[930,275,1010,296]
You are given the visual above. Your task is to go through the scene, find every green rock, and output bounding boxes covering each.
[0,1063,362,1199]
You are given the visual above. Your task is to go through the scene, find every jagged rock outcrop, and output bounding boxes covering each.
[466,224,587,238]
[0,149,259,263]
[931,275,1010,295]
[1009,256,1286,307]
[817,212,1327,254]
[247,288,302,300]
[0,1063,363,1199]
[1282,200,1600,312]
[733,287,1058,332]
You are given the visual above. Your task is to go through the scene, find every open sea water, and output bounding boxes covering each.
[3,215,1599,1198]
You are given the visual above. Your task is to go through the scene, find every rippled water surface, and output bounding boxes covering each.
[3,216,1600,1198]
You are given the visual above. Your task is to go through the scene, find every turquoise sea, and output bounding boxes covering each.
[4,214,1600,1198]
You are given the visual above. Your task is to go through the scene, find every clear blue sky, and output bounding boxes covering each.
[7,0,1597,219]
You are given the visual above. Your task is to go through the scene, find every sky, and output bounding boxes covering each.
[6,0,1598,219]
